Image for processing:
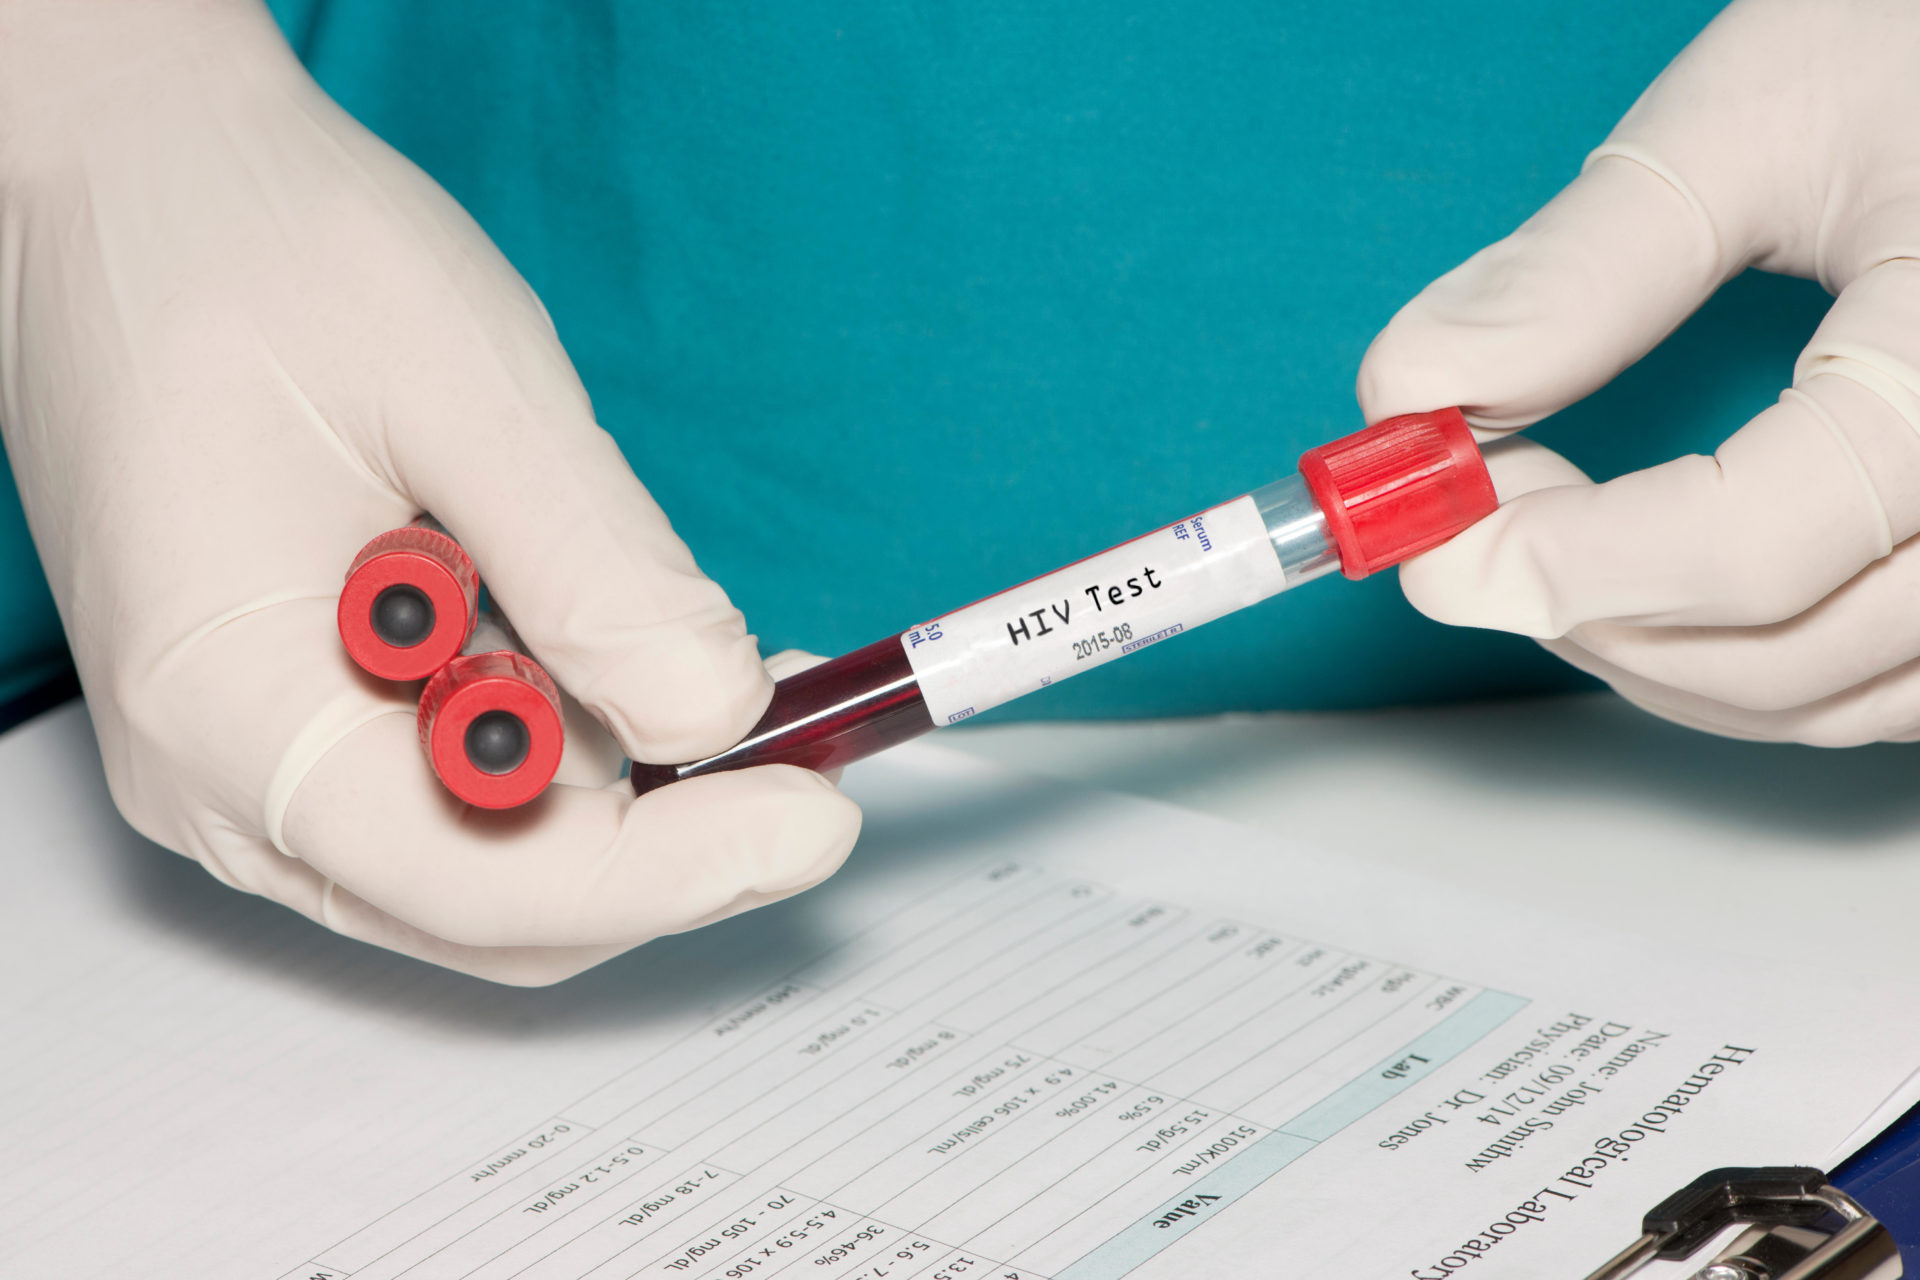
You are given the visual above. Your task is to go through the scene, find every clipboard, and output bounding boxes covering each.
[1588,1100,1920,1280]
[8,674,1919,1279]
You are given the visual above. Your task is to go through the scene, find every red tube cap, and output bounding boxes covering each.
[1297,407,1497,580]
[418,651,565,809]
[338,526,479,680]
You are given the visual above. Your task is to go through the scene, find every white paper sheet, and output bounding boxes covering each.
[1,703,1914,1280]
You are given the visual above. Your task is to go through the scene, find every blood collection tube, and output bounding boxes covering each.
[631,408,1496,795]
[339,520,565,809]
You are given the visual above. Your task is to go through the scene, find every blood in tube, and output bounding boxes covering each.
[632,408,1493,795]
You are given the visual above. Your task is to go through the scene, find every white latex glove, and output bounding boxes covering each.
[1360,0,1920,746]
[0,1,860,983]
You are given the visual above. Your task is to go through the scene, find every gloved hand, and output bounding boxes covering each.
[0,1,860,983]
[1360,0,1920,745]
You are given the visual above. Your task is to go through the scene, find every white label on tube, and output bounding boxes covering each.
[901,494,1288,726]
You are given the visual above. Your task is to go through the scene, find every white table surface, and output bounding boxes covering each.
[942,691,1920,977]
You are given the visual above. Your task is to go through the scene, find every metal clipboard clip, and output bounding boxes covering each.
[1583,1166,1899,1279]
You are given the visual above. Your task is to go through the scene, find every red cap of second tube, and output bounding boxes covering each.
[1297,407,1497,579]
[338,525,480,680]
[418,651,565,809]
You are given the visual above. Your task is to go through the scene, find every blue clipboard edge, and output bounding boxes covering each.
[1836,1096,1920,1268]
[5,670,1917,1262]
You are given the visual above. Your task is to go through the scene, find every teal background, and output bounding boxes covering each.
[0,1,1834,717]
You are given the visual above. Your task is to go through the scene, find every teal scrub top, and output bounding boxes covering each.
[0,0,1830,718]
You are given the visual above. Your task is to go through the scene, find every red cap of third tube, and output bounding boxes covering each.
[1297,408,1497,579]
[419,651,565,809]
